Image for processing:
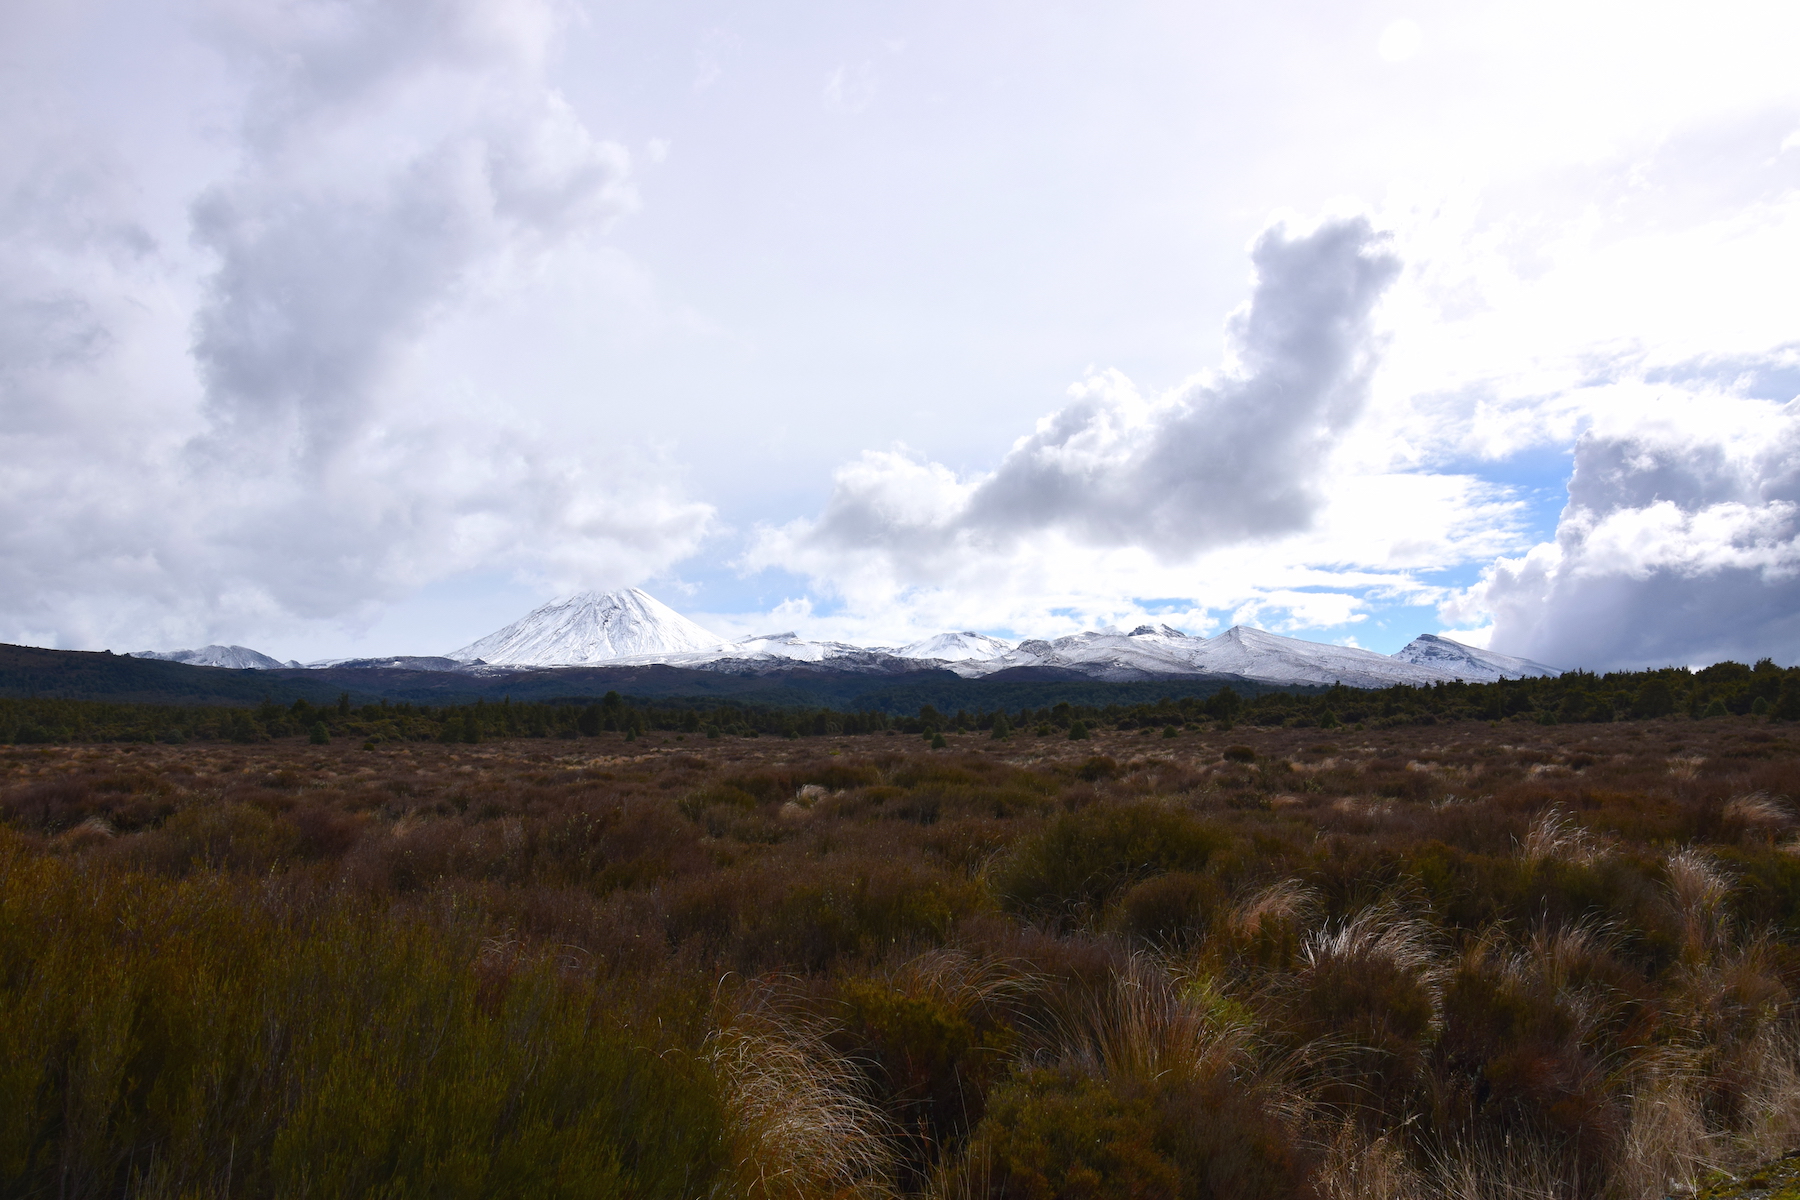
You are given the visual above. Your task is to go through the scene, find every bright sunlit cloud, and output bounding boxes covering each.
[1376,19,1424,63]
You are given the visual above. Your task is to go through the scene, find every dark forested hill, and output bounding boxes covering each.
[0,644,1257,711]
[0,644,350,705]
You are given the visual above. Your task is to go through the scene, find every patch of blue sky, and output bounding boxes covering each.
[1644,343,1800,403]
[665,558,827,627]
[1132,596,1201,617]
[1317,598,1443,655]
[1445,444,1575,545]
[1212,579,1466,655]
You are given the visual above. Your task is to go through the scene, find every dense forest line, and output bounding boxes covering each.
[2,657,1797,747]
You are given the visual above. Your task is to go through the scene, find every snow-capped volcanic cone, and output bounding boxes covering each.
[447,589,727,667]
[896,631,1014,662]
[1392,634,1561,681]
[131,645,297,669]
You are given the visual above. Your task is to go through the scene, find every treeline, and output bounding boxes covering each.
[1213,657,1800,730]
[0,691,907,747]
[4,658,1799,746]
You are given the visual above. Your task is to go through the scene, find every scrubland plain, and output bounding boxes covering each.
[6,717,1800,1198]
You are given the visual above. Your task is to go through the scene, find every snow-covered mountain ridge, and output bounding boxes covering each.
[127,590,1563,688]
[131,645,300,670]
[443,590,1564,686]
[896,631,1014,662]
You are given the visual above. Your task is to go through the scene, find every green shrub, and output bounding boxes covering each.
[1118,871,1225,946]
[669,858,986,972]
[997,804,1227,924]
[959,1067,1310,1200]
[1775,677,1800,721]
[962,1069,1179,1199]
[1075,754,1119,781]
[833,974,1017,1187]
[0,836,727,1198]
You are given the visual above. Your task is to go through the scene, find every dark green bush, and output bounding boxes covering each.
[996,803,1227,924]
[1075,754,1119,781]
[0,836,726,1199]
[960,1067,1313,1200]
[669,857,986,971]
[1118,870,1225,946]
[962,1069,1179,1199]
[1284,931,1437,1116]
[833,974,1017,1187]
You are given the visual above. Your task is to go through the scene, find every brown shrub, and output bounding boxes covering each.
[1117,871,1225,947]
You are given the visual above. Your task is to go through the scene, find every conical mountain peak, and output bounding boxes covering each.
[447,588,725,666]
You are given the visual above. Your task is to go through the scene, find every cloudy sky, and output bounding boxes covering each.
[3,0,1798,669]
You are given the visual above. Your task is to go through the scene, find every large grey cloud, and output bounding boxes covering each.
[758,215,1401,583]
[965,216,1400,551]
[190,0,635,460]
[1468,391,1800,669]
[0,0,712,653]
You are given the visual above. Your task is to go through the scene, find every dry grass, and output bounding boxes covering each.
[708,987,900,1200]
[1521,806,1605,865]
[5,715,1800,1195]
[1231,877,1319,939]
[1037,952,1259,1087]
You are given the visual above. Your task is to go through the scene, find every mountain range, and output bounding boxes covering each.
[131,645,302,670]
[135,589,1562,688]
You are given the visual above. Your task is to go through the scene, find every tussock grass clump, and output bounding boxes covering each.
[949,955,1313,1200]
[708,984,900,1200]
